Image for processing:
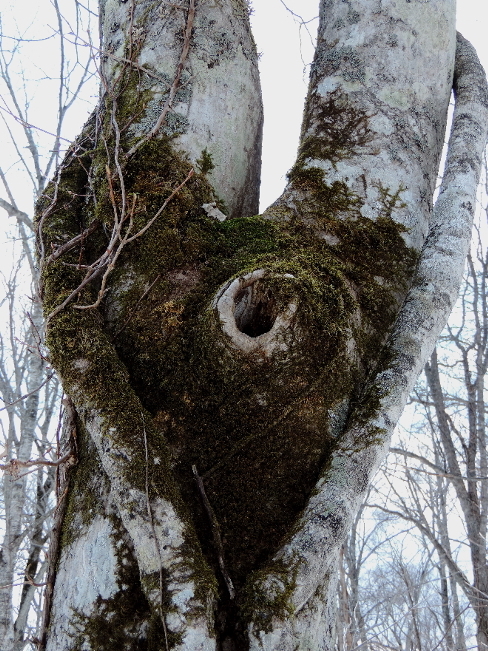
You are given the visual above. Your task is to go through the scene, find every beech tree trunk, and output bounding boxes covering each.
[36,1,488,650]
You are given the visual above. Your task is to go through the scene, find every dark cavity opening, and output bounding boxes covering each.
[234,282,278,337]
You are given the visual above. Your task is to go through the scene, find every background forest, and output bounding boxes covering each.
[0,1,487,649]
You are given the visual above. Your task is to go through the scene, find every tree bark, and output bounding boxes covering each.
[36,1,488,650]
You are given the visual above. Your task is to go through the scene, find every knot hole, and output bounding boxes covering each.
[234,281,278,338]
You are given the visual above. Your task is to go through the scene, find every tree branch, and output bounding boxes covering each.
[0,197,33,231]
[246,33,488,647]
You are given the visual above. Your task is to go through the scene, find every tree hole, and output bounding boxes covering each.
[234,282,278,338]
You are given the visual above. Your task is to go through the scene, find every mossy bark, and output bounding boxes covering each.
[36,2,488,651]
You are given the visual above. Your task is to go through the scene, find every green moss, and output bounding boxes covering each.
[103,194,415,588]
[241,560,299,634]
[287,165,361,223]
[37,87,417,643]
[196,148,215,175]
[37,129,219,643]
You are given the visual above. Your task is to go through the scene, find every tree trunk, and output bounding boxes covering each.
[0,298,47,649]
[36,1,488,650]
[426,349,488,650]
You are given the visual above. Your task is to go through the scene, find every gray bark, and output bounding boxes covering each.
[36,1,488,650]
[99,0,263,219]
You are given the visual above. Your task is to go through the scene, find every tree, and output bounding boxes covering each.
[35,1,488,650]
[370,211,488,650]
[340,501,472,651]
[0,261,59,651]
[0,3,95,647]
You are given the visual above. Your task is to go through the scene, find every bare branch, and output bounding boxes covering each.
[44,220,100,265]
[0,451,75,476]
[193,464,235,600]
[0,373,55,412]
[0,197,33,231]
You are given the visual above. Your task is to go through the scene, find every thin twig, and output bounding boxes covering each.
[0,104,72,144]
[71,169,193,311]
[45,220,100,264]
[124,168,194,243]
[37,164,64,264]
[0,197,34,230]
[0,578,48,590]
[0,372,55,411]
[45,266,104,323]
[66,32,172,82]
[390,447,488,482]
[0,451,74,475]
[192,464,235,599]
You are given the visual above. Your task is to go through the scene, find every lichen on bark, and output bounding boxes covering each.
[36,97,416,647]
[35,1,488,650]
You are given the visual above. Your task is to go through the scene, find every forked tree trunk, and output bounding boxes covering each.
[36,1,488,650]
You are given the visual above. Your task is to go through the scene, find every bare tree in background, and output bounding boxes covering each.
[0,3,96,648]
[368,194,488,649]
[337,505,470,651]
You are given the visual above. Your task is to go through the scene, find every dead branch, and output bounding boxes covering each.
[0,578,48,591]
[45,219,100,264]
[0,197,34,231]
[0,451,75,477]
[390,447,488,482]
[0,104,72,146]
[192,464,235,600]
[66,32,176,82]
[46,168,193,321]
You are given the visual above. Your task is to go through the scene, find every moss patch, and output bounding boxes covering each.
[37,99,417,645]
[299,88,374,166]
[241,561,299,634]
